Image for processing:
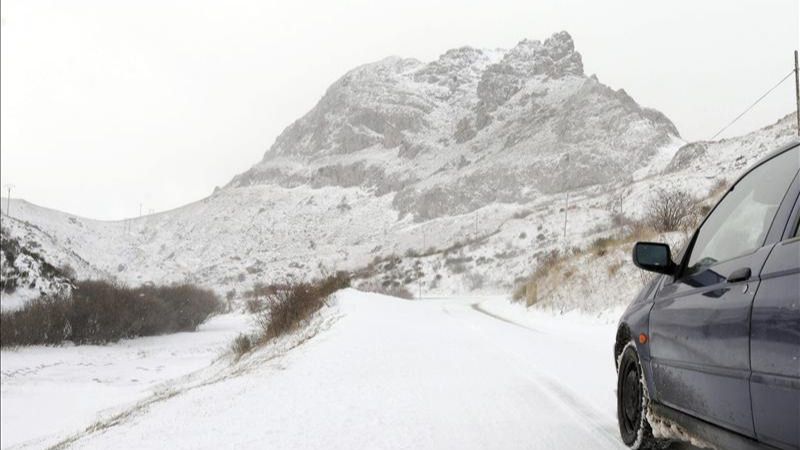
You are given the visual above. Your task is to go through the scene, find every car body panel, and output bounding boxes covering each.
[649,245,772,437]
[750,232,800,449]
[618,285,659,393]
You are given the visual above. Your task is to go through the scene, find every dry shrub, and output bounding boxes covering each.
[404,248,419,257]
[589,236,615,257]
[255,272,349,345]
[0,280,221,347]
[246,282,280,299]
[230,334,253,359]
[59,263,77,280]
[449,262,467,274]
[512,209,532,219]
[512,249,563,305]
[646,188,697,232]
[357,280,415,300]
[245,297,266,313]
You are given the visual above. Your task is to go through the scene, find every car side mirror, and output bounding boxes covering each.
[632,242,676,275]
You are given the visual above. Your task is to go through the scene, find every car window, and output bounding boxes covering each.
[794,193,800,237]
[794,214,800,237]
[685,147,800,275]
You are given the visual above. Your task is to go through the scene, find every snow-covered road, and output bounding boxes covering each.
[13,289,636,450]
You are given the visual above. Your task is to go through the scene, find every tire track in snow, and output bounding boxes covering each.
[469,303,543,333]
[445,302,624,449]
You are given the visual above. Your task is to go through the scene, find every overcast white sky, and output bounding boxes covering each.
[1,0,798,220]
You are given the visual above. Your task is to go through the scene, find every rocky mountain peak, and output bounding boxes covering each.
[230,31,679,221]
[499,31,583,79]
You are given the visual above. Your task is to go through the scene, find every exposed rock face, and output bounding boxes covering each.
[1,227,75,309]
[228,31,678,221]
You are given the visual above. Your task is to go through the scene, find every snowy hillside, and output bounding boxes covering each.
[0,224,76,310]
[1,30,797,313]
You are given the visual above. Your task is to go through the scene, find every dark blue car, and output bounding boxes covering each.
[615,140,800,450]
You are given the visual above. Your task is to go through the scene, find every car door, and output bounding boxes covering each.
[649,145,800,437]
[750,176,800,450]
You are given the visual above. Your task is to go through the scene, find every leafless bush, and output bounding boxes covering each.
[512,209,532,219]
[589,236,616,257]
[445,255,472,274]
[0,280,222,347]
[449,262,467,274]
[646,188,697,232]
[59,263,77,280]
[356,279,415,300]
[245,282,280,299]
[245,297,266,313]
[255,272,350,344]
[512,249,562,305]
[230,334,253,359]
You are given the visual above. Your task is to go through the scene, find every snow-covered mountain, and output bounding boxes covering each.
[230,31,678,220]
[1,31,797,310]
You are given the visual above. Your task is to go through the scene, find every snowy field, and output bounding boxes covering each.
[1,313,252,449]
[1,289,703,450]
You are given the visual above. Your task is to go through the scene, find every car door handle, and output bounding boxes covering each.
[727,267,751,283]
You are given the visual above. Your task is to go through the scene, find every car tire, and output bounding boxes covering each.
[617,342,665,449]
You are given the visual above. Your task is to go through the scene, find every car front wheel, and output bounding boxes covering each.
[617,342,663,449]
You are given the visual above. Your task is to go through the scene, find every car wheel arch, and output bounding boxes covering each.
[615,324,632,370]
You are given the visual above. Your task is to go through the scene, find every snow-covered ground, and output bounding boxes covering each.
[0,313,252,449]
[2,289,689,450]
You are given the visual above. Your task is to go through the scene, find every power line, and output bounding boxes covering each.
[709,69,795,141]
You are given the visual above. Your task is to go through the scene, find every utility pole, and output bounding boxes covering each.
[563,190,569,252]
[562,153,570,254]
[139,203,143,218]
[794,50,799,136]
[4,184,13,218]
